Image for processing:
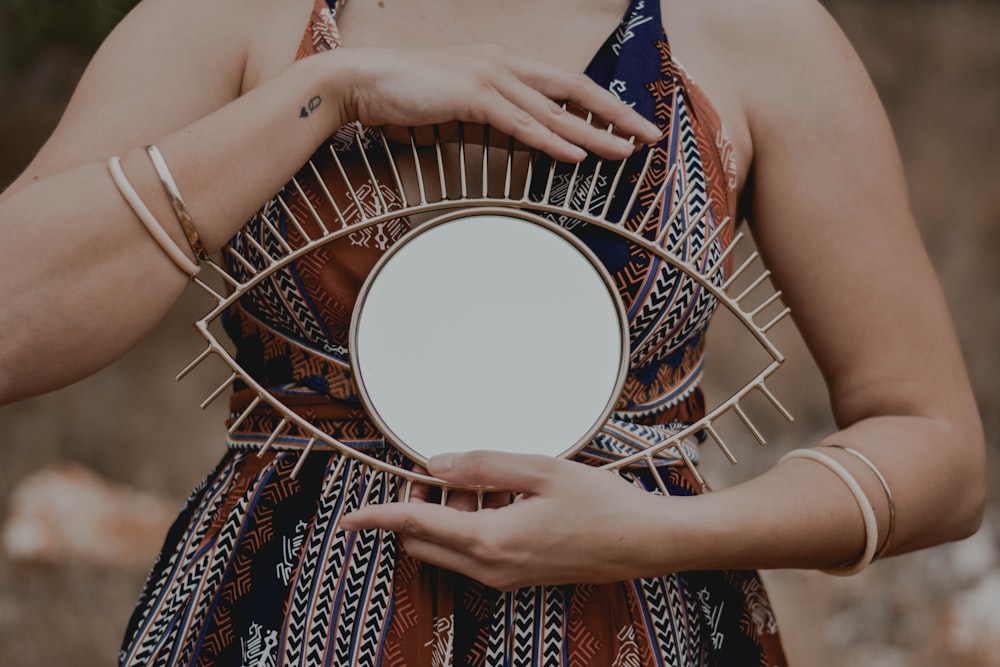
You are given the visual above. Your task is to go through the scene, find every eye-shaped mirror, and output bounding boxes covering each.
[349,211,629,464]
[182,123,792,491]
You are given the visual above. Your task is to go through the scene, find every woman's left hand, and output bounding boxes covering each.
[340,451,670,590]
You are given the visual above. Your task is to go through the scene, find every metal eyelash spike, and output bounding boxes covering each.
[723,252,761,292]
[291,175,337,233]
[378,130,410,209]
[762,308,792,333]
[275,192,322,239]
[400,478,414,503]
[224,243,259,276]
[734,269,772,306]
[757,382,794,423]
[200,372,239,410]
[581,136,608,211]
[256,213,293,256]
[598,146,639,220]
[408,127,429,206]
[203,258,242,289]
[690,216,731,264]
[326,146,367,222]
[637,171,675,234]
[176,346,214,382]
[322,454,350,498]
[290,437,318,479]
[503,134,516,200]
[176,121,791,497]
[659,193,708,249]
[657,179,698,238]
[432,125,448,201]
[674,442,707,489]
[520,148,538,204]
[733,402,767,447]
[228,396,262,435]
[357,133,390,215]
[241,233,276,266]
[618,147,657,225]
[456,123,469,200]
[707,230,743,278]
[749,291,785,320]
[190,276,225,301]
[643,455,670,496]
[257,418,289,458]
[480,125,491,198]
[703,423,738,465]
[561,113,591,208]
[357,470,378,510]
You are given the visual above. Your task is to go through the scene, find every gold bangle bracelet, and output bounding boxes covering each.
[145,144,208,261]
[779,447,879,576]
[823,444,896,560]
[108,156,201,277]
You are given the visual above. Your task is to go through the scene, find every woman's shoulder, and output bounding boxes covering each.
[664,0,885,181]
[698,0,871,110]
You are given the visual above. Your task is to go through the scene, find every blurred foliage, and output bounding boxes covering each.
[0,0,141,71]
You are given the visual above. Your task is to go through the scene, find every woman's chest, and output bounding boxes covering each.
[335,0,630,74]
[242,0,751,192]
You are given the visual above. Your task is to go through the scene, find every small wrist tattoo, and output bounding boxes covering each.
[299,96,322,118]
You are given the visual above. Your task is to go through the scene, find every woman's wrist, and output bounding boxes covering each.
[292,50,362,140]
[652,458,870,575]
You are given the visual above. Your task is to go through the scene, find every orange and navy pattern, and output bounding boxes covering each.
[119,0,787,665]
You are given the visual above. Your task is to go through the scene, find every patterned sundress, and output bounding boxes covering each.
[119,0,788,664]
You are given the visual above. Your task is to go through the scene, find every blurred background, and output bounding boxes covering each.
[0,0,997,664]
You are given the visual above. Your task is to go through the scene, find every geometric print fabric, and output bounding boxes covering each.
[119,0,788,664]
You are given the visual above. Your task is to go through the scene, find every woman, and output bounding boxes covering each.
[0,0,985,664]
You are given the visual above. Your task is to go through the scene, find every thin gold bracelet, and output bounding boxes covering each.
[145,144,208,261]
[823,444,896,560]
[779,447,879,576]
[108,156,200,277]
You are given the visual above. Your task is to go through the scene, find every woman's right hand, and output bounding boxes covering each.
[327,45,663,163]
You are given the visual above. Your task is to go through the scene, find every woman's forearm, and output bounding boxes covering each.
[654,414,985,576]
[0,54,351,403]
[0,33,659,405]
[340,404,985,590]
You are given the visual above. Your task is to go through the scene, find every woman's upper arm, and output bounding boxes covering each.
[734,0,980,439]
[2,0,249,200]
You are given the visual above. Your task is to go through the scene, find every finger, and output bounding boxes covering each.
[509,60,662,144]
[427,450,564,492]
[404,464,433,503]
[398,534,479,575]
[399,535,521,590]
[405,480,432,503]
[467,91,590,163]
[443,488,482,512]
[340,501,479,550]
[492,76,637,160]
[482,490,514,510]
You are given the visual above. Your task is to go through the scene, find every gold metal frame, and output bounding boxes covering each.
[177,122,793,498]
[348,207,632,465]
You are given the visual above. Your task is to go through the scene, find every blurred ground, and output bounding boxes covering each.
[1,1,998,665]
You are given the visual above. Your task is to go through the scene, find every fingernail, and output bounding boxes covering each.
[643,120,662,140]
[428,454,454,473]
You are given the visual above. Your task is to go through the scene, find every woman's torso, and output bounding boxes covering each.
[222,0,742,446]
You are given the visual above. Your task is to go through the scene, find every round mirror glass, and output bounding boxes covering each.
[350,212,627,463]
